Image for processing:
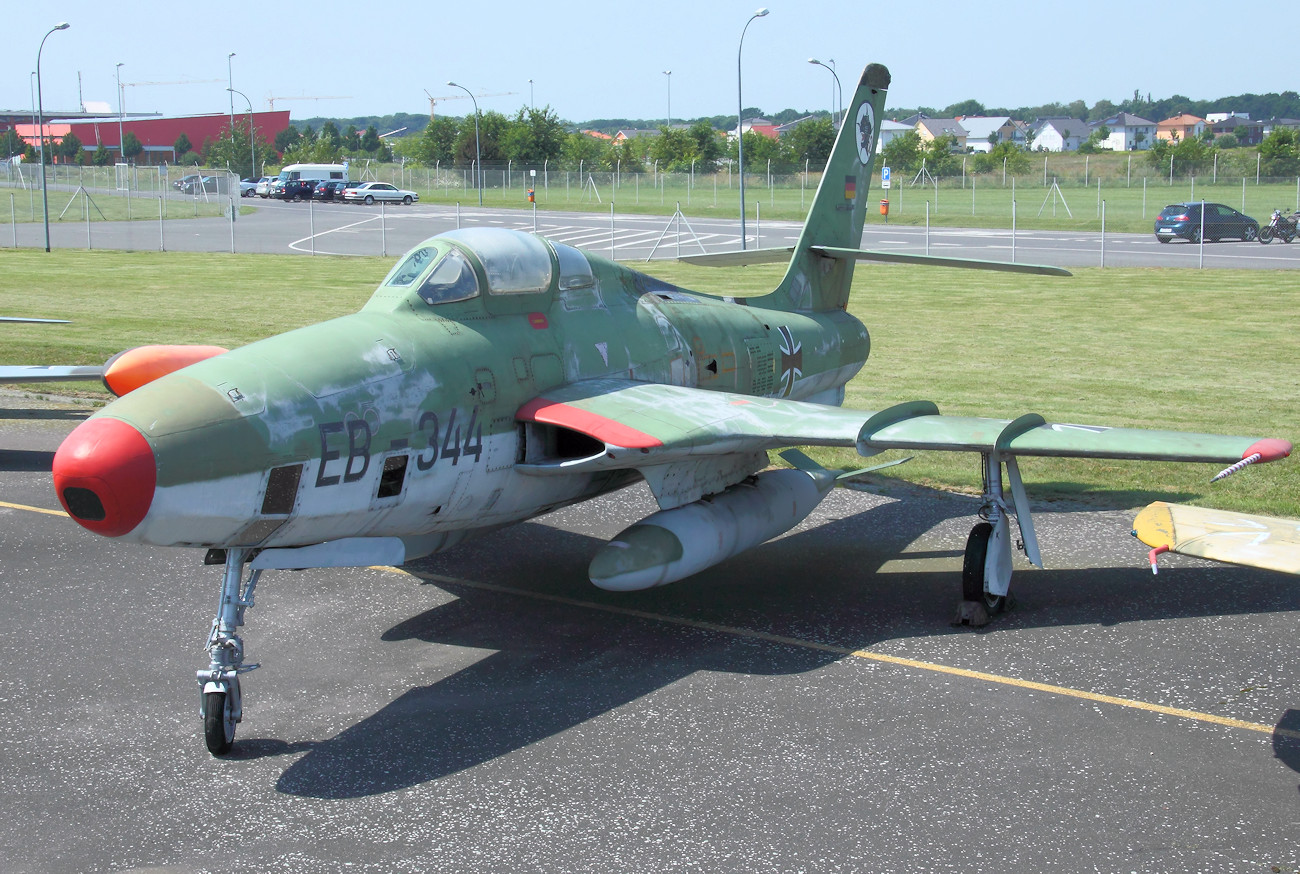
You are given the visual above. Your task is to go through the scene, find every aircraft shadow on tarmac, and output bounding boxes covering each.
[272,484,1300,799]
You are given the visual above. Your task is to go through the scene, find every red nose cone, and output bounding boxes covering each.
[53,417,156,537]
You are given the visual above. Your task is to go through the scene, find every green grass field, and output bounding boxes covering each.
[2,249,1296,515]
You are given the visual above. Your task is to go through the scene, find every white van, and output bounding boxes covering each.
[269,163,349,200]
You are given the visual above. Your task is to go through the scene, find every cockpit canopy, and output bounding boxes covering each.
[380,228,556,308]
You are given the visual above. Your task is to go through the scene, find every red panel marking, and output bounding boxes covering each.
[528,312,549,330]
[52,417,156,537]
[517,398,663,449]
[729,399,752,405]
[1244,438,1292,463]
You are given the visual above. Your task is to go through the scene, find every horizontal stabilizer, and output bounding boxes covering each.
[1133,502,1300,576]
[677,247,794,268]
[810,246,1072,277]
[0,365,104,384]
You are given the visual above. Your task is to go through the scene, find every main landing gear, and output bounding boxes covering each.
[198,547,261,755]
[954,452,1041,627]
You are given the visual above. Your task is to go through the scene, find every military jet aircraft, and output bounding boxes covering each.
[45,63,1290,755]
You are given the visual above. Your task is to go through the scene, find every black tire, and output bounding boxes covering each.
[402,195,413,205]
[203,690,234,755]
[1286,230,1296,243]
[961,522,1008,614]
[1189,226,1201,244]
[364,195,375,205]
[1260,226,1273,244]
[1244,225,1258,242]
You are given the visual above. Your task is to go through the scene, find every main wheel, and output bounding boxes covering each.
[1189,226,1201,244]
[402,195,413,205]
[1244,225,1258,241]
[204,690,235,755]
[961,522,1008,614]
[1259,226,1274,243]
[364,195,375,205]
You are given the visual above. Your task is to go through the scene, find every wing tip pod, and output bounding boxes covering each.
[1211,438,1292,482]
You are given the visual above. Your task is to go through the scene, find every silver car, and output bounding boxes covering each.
[254,176,275,198]
[341,182,419,205]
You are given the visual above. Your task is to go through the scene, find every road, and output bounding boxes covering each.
[9,195,1300,269]
[2,396,1298,873]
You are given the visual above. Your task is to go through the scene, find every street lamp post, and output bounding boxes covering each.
[529,78,534,109]
[808,58,842,128]
[37,21,71,253]
[228,88,254,178]
[663,70,672,128]
[737,7,768,251]
[115,62,124,163]
[447,81,482,206]
[227,52,236,147]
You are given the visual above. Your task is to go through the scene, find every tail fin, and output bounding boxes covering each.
[757,63,891,313]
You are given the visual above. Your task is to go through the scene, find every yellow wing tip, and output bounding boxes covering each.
[1133,501,1176,549]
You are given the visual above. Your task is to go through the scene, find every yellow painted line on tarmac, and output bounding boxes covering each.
[385,566,1300,742]
[0,498,68,518]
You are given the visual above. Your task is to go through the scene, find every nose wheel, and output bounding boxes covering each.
[197,548,260,756]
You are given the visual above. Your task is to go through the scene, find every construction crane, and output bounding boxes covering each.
[424,89,517,120]
[124,78,223,88]
[266,95,351,111]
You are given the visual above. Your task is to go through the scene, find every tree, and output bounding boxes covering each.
[502,106,566,165]
[57,132,83,164]
[1259,128,1300,176]
[202,119,275,179]
[880,129,923,175]
[781,118,836,168]
[562,131,607,168]
[0,129,24,160]
[943,99,985,118]
[274,125,302,155]
[361,125,381,154]
[174,132,192,161]
[92,144,113,166]
[409,116,459,165]
[341,124,361,152]
[970,140,1030,175]
[122,131,143,161]
[318,121,341,150]
[1076,126,1110,154]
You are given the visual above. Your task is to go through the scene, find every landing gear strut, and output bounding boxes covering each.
[198,547,261,755]
[955,452,1041,627]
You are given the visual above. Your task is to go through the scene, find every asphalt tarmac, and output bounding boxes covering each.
[9,193,1300,269]
[2,393,1298,873]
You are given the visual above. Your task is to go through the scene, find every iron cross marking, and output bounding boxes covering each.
[777,325,803,396]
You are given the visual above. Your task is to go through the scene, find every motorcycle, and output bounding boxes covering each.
[1257,209,1299,243]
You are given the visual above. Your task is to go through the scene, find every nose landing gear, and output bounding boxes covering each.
[198,547,261,755]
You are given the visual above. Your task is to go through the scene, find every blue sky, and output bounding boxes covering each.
[6,1,1285,124]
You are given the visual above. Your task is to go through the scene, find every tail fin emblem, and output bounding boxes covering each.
[856,102,875,165]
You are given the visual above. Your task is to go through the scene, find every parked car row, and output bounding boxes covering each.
[172,173,231,195]
[260,179,420,205]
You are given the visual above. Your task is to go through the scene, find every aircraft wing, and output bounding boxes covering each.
[0,365,105,385]
[1133,502,1300,576]
[516,379,1289,474]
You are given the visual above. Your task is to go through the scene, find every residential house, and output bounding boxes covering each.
[878,119,913,150]
[613,129,661,142]
[1208,114,1263,145]
[914,117,968,151]
[1030,118,1090,152]
[1156,113,1205,143]
[1091,112,1156,151]
[955,116,1015,153]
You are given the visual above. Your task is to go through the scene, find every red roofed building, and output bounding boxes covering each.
[15,110,290,164]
